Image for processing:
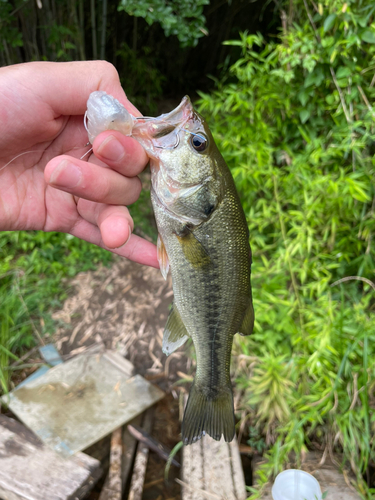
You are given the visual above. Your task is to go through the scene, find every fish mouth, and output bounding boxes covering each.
[148,96,193,135]
[132,96,195,155]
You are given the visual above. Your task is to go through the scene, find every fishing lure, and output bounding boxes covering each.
[85,91,205,150]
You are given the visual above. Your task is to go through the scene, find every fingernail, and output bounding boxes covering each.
[49,160,82,188]
[97,135,125,162]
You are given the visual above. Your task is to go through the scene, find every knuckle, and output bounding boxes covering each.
[98,61,120,84]
[99,174,113,201]
[127,178,142,204]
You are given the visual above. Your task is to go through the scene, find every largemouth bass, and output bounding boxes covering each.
[132,97,254,445]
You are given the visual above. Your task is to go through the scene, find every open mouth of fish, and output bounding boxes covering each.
[132,96,194,155]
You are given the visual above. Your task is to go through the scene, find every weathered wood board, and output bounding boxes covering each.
[253,452,361,499]
[128,409,154,500]
[2,350,164,456]
[0,415,101,500]
[121,414,143,490]
[182,436,247,500]
[98,427,123,500]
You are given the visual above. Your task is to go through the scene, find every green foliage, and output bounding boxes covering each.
[47,23,78,61]
[129,186,158,241]
[0,1,23,51]
[118,0,209,47]
[247,426,267,454]
[0,231,111,393]
[198,0,375,496]
[164,440,183,481]
[116,43,165,114]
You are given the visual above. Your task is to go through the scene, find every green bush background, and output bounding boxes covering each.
[1,0,375,497]
[198,1,375,496]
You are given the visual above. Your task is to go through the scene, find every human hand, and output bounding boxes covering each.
[0,61,158,267]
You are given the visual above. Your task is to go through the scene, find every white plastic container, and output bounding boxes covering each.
[272,469,322,500]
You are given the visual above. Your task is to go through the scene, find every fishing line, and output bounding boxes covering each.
[83,111,89,134]
[1,144,93,174]
[80,147,93,159]
[0,151,44,173]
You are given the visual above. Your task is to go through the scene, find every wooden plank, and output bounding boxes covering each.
[0,415,101,500]
[127,424,180,466]
[122,414,143,490]
[128,409,154,500]
[182,439,205,500]
[4,350,164,456]
[182,436,247,500]
[229,439,248,500]
[98,427,123,500]
[253,451,361,499]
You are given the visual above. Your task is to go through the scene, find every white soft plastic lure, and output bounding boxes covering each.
[84,91,203,151]
[85,91,135,144]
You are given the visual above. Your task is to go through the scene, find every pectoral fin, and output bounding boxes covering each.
[157,234,170,280]
[238,297,254,336]
[175,230,210,268]
[163,303,190,356]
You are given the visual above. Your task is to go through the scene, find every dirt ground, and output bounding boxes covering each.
[52,256,191,499]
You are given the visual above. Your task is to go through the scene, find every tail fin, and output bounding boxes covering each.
[182,381,235,445]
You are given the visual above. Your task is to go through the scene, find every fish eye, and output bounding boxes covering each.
[190,133,208,152]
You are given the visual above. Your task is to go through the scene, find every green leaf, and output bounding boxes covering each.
[361,30,375,44]
[300,109,310,124]
[164,441,183,481]
[336,66,351,79]
[304,73,316,87]
[304,70,324,88]
[298,91,309,107]
[323,14,336,32]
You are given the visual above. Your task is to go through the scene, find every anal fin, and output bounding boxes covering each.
[157,234,169,280]
[163,302,190,356]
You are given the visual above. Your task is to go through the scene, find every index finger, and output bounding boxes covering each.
[2,60,140,117]
[93,131,149,177]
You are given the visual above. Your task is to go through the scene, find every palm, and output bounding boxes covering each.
[0,116,89,232]
[0,61,158,268]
